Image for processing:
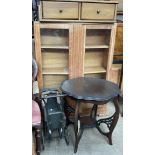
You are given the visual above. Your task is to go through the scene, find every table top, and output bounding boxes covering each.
[61,77,120,102]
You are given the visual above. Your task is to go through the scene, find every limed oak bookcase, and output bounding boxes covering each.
[34,0,118,116]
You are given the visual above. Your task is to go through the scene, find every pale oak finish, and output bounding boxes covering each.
[35,23,74,90]
[114,23,123,55]
[39,1,118,21]
[34,22,43,91]
[42,1,79,19]
[84,49,108,73]
[41,45,69,49]
[106,23,117,80]
[109,64,122,85]
[43,0,117,3]
[85,66,106,74]
[81,3,116,20]
[43,75,68,88]
[41,50,69,75]
[85,29,110,46]
[69,24,85,79]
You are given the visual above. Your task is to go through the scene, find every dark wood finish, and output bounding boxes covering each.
[114,23,123,62]
[33,126,41,155]
[61,77,120,101]
[61,77,120,153]
[32,98,45,155]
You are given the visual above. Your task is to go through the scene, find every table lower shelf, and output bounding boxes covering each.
[80,116,96,128]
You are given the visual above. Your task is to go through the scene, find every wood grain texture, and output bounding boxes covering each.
[66,97,107,116]
[40,23,71,29]
[85,45,109,49]
[84,49,108,72]
[106,23,117,80]
[41,49,69,75]
[43,75,68,88]
[86,24,113,29]
[85,29,110,46]
[69,24,85,79]
[34,22,43,91]
[42,1,79,19]
[109,64,122,85]
[41,45,69,49]
[38,3,42,21]
[114,23,123,55]
[42,0,118,3]
[40,1,118,22]
[84,66,106,74]
[81,3,116,20]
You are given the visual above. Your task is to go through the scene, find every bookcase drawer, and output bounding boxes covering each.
[42,1,79,19]
[81,3,116,20]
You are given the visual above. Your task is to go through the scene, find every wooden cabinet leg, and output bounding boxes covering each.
[35,128,41,155]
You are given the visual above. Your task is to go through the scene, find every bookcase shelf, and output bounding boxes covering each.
[41,45,69,49]
[42,67,69,75]
[83,27,111,80]
[85,45,109,49]
[84,66,106,74]
[43,74,68,89]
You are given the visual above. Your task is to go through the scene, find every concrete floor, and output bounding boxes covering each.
[41,102,123,155]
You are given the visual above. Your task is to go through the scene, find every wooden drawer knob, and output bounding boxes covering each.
[59,10,63,13]
[96,9,100,14]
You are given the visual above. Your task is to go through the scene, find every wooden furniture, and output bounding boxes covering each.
[110,64,122,85]
[117,0,123,14]
[39,0,118,22]
[32,100,42,155]
[109,22,123,86]
[61,77,120,153]
[114,23,123,63]
[109,21,123,116]
[34,0,118,116]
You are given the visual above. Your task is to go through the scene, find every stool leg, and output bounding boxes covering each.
[35,128,41,155]
[74,100,80,153]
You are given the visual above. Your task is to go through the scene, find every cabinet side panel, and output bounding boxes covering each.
[106,23,117,80]
[69,24,85,79]
[34,22,43,91]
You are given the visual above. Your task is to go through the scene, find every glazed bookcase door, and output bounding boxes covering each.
[34,22,73,90]
[83,24,116,80]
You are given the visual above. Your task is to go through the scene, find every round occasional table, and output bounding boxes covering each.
[61,77,120,153]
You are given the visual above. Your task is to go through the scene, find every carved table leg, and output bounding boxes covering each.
[96,97,119,145]
[74,100,83,153]
[35,127,41,155]
[74,127,84,153]
[91,104,98,119]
